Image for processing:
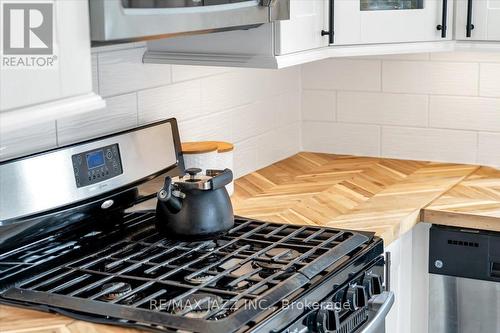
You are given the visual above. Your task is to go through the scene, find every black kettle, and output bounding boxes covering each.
[155,168,234,240]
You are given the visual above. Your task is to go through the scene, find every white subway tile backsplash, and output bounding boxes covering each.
[430,96,500,131]
[478,132,500,167]
[263,66,302,96]
[98,47,172,97]
[479,63,500,97]
[383,61,479,95]
[231,101,274,143]
[57,93,138,145]
[234,137,259,179]
[276,91,301,126]
[200,67,301,114]
[138,80,201,124]
[302,90,336,121]
[0,120,57,161]
[87,51,301,179]
[300,52,500,166]
[430,51,500,63]
[302,122,380,156]
[381,127,477,164]
[178,110,233,143]
[171,65,229,82]
[10,44,499,181]
[200,69,263,113]
[338,92,428,127]
[302,59,381,91]
[257,122,301,168]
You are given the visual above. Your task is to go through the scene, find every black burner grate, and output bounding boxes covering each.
[0,212,372,333]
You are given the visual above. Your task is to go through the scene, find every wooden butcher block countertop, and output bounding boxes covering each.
[1,152,499,333]
[232,153,499,243]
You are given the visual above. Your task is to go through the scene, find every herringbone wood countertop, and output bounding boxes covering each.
[1,152,499,333]
[232,152,499,243]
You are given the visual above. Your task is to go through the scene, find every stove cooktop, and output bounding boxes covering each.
[0,212,379,333]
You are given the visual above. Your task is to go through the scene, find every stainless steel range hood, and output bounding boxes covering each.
[89,0,290,42]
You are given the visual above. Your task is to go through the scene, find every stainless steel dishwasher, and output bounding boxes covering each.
[429,225,500,333]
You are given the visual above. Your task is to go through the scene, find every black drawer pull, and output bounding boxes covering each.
[321,0,334,44]
[436,0,448,38]
[466,0,475,37]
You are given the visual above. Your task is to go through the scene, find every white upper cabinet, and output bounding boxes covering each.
[0,0,104,127]
[335,0,454,45]
[275,0,329,55]
[455,0,500,40]
[145,0,458,68]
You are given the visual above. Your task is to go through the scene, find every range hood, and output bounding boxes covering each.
[89,0,290,42]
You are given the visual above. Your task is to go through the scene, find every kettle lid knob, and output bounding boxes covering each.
[186,168,202,181]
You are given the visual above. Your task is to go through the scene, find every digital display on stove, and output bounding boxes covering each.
[72,144,123,188]
[86,150,105,169]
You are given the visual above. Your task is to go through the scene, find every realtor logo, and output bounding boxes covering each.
[3,3,53,55]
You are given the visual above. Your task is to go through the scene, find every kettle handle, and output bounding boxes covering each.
[157,176,182,213]
[208,169,233,190]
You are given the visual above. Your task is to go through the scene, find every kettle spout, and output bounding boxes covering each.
[157,176,183,214]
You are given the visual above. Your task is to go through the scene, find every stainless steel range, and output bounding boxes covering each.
[0,119,393,333]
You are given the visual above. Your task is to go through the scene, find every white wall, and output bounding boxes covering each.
[302,52,500,168]
[0,43,302,178]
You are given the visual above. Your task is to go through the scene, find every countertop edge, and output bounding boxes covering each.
[421,209,500,233]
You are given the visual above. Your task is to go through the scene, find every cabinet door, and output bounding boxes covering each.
[335,0,454,45]
[384,239,401,333]
[455,0,500,40]
[275,0,329,55]
[0,0,93,111]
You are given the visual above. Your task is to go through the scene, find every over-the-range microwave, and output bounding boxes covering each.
[89,0,290,42]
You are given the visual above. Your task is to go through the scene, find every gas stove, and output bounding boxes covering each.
[0,119,393,333]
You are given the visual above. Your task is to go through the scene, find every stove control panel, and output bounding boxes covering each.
[72,144,123,188]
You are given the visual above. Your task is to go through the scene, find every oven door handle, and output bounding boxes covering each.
[356,291,394,333]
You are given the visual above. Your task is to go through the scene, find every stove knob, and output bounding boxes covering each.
[370,274,384,295]
[345,285,359,311]
[356,285,368,308]
[315,307,340,333]
[362,275,374,298]
[346,285,368,311]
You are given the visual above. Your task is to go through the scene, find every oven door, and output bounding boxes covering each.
[89,0,290,42]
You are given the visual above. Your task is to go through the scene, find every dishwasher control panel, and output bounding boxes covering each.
[429,225,500,282]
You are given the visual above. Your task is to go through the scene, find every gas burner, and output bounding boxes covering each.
[228,280,250,291]
[228,261,254,277]
[264,248,300,261]
[171,293,224,318]
[252,261,296,279]
[186,240,216,252]
[184,273,216,285]
[99,282,132,301]
[252,261,283,271]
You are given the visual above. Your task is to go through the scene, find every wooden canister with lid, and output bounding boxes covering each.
[181,142,219,175]
[181,141,235,195]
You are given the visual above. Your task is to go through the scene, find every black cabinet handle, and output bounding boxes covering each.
[436,0,448,38]
[466,0,475,37]
[321,0,334,44]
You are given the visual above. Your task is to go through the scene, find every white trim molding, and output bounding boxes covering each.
[0,93,106,130]
[145,41,459,69]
